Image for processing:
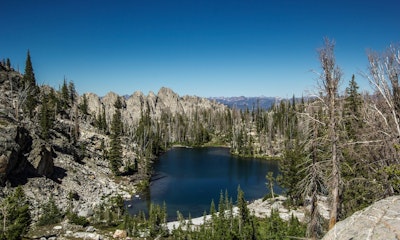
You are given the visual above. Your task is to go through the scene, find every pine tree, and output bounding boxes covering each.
[101,106,107,132]
[279,139,307,205]
[23,50,38,118]
[23,50,36,89]
[96,112,102,130]
[112,97,123,135]
[237,186,249,233]
[68,81,76,104]
[341,77,377,218]
[37,197,63,226]
[96,106,108,132]
[343,75,363,140]
[6,58,11,70]
[72,106,80,143]
[47,89,59,119]
[148,203,167,237]
[109,98,123,175]
[0,186,31,240]
[266,171,275,198]
[60,78,69,110]
[80,94,89,115]
[39,94,53,140]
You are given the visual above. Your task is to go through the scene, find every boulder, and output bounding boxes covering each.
[322,196,400,240]
[113,229,127,238]
[0,123,32,185]
[73,232,102,240]
[28,139,54,177]
[86,226,95,232]
[53,225,62,230]
[78,207,94,218]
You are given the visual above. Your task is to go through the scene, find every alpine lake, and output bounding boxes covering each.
[126,147,282,220]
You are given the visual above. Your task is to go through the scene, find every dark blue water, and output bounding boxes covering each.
[127,147,282,220]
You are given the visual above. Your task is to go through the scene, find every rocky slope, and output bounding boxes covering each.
[0,64,228,226]
[0,71,133,222]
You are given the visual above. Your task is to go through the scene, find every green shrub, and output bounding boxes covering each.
[37,197,63,226]
[67,212,89,227]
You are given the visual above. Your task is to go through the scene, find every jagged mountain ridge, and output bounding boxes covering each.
[84,86,228,129]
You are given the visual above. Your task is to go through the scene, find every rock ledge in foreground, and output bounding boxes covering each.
[322,195,400,240]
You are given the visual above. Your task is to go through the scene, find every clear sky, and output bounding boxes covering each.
[1,0,399,97]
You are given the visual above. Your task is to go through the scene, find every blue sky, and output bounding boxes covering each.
[1,0,399,97]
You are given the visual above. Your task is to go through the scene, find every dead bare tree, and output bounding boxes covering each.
[364,44,400,195]
[366,45,400,138]
[300,113,326,240]
[0,200,8,234]
[300,38,343,235]
[14,82,31,121]
[317,38,342,229]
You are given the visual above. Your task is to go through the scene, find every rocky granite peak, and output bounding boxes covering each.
[84,92,102,116]
[83,87,227,127]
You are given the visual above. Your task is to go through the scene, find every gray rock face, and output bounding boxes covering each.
[84,92,102,117]
[0,120,32,185]
[0,154,9,185]
[322,196,400,240]
[156,87,184,114]
[124,90,145,124]
[28,139,54,177]
[101,91,121,124]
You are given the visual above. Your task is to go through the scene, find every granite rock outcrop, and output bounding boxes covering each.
[322,196,400,240]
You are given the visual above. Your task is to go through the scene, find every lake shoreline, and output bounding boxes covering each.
[171,144,230,149]
[165,195,308,232]
[171,144,282,161]
[128,147,282,220]
[166,195,330,232]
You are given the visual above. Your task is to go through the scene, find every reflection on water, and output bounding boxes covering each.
[126,147,282,220]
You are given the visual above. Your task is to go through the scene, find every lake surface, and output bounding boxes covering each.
[127,147,282,220]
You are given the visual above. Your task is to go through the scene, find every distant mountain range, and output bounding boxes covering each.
[209,96,281,110]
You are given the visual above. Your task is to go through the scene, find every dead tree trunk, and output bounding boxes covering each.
[318,38,342,230]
